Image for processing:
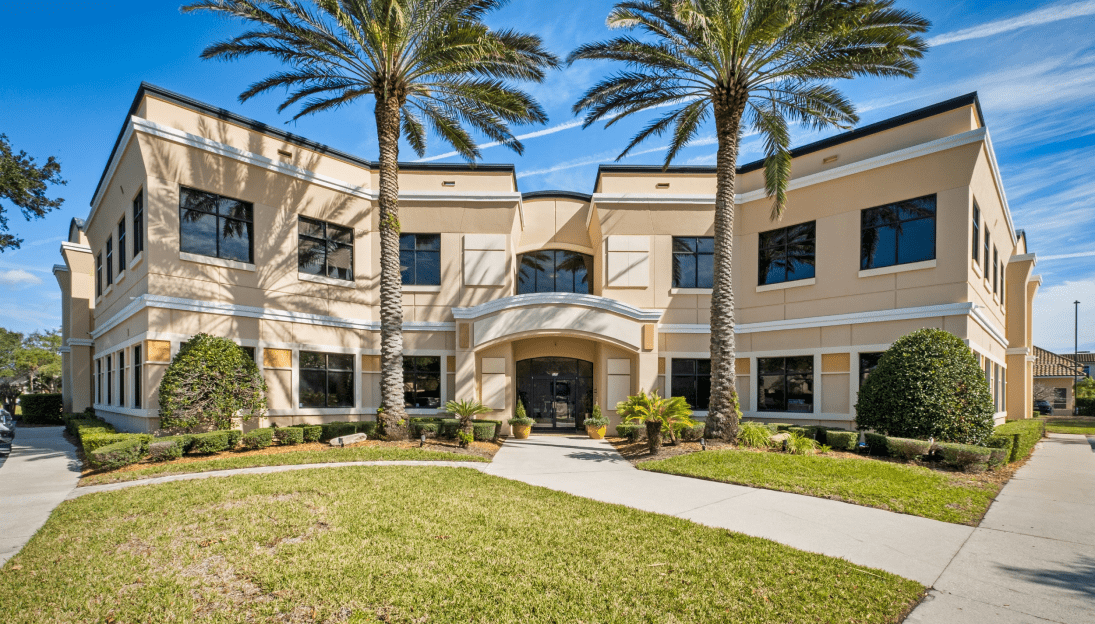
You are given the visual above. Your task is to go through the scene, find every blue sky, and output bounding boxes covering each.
[1,0,1093,353]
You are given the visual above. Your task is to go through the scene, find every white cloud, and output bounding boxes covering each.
[0,269,42,287]
[1040,251,1095,261]
[415,119,585,162]
[1033,276,1095,352]
[927,0,1095,47]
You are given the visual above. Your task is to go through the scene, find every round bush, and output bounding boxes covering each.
[241,428,274,450]
[158,334,268,431]
[855,328,994,444]
[275,427,304,446]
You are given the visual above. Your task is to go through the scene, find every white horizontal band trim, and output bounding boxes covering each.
[402,284,442,293]
[93,404,152,419]
[58,347,71,354]
[398,190,522,203]
[60,241,92,254]
[298,272,356,288]
[592,193,715,205]
[1006,347,1030,355]
[969,304,1009,349]
[1011,252,1036,265]
[179,251,256,272]
[452,292,664,322]
[669,288,712,295]
[858,259,936,278]
[52,264,69,273]
[67,338,94,347]
[756,277,815,293]
[90,294,453,339]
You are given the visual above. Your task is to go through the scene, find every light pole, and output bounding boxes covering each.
[1075,300,1081,415]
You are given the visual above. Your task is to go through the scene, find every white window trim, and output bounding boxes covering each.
[858,259,936,278]
[299,272,356,288]
[756,277,816,293]
[179,251,256,272]
[403,284,442,293]
[128,251,144,271]
[669,288,713,295]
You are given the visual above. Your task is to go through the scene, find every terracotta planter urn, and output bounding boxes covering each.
[512,424,532,439]
[586,425,607,440]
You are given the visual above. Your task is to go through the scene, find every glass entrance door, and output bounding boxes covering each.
[517,358,594,429]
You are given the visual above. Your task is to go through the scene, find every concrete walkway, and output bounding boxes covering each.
[907,433,1095,624]
[0,426,81,566]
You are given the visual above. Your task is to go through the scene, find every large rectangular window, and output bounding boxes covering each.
[757,356,813,412]
[517,249,593,294]
[95,253,103,298]
[404,356,441,408]
[118,350,126,407]
[96,359,102,404]
[984,229,991,279]
[993,247,999,296]
[859,352,884,389]
[399,234,441,285]
[117,218,126,273]
[179,187,254,264]
[1053,387,1067,410]
[298,217,354,281]
[105,237,114,286]
[671,359,711,410]
[299,351,354,408]
[672,237,714,288]
[133,345,142,409]
[860,195,936,270]
[758,221,816,286]
[133,190,144,255]
[106,355,112,405]
[971,203,980,264]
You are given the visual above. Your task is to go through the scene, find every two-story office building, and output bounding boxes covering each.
[55,84,1040,434]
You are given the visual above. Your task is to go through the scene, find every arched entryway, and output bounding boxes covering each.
[516,357,594,430]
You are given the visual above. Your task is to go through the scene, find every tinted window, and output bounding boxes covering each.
[517,249,593,294]
[133,190,144,255]
[133,345,142,409]
[672,237,714,288]
[180,187,254,264]
[971,203,979,264]
[759,221,815,286]
[400,234,441,285]
[299,217,354,281]
[96,253,103,298]
[860,195,936,270]
[404,356,442,408]
[671,358,711,410]
[299,351,354,408]
[757,356,813,412]
[859,352,884,388]
[117,219,126,272]
[105,237,113,286]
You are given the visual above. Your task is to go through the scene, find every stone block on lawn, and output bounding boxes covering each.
[329,432,368,447]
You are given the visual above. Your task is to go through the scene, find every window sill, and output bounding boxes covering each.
[128,252,144,271]
[180,251,256,272]
[299,272,356,288]
[103,284,114,298]
[858,259,936,278]
[403,284,441,293]
[756,278,815,293]
[971,260,982,279]
[670,288,713,295]
[115,270,126,285]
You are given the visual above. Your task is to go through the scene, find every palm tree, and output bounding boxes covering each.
[183,0,559,439]
[444,398,492,445]
[569,0,929,442]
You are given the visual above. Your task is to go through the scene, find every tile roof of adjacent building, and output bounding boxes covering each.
[1067,353,1095,364]
[1033,346,1085,377]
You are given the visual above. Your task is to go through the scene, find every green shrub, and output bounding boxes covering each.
[738,422,772,449]
[275,426,304,446]
[300,425,322,442]
[887,437,931,461]
[188,431,232,455]
[984,434,1014,467]
[155,434,194,453]
[994,419,1045,462]
[864,432,889,457]
[241,428,275,449]
[675,422,705,442]
[825,430,858,452]
[855,328,995,444]
[472,422,498,441]
[773,423,795,432]
[226,429,243,448]
[320,422,357,441]
[782,432,817,455]
[69,417,110,439]
[936,442,992,472]
[456,431,474,447]
[1076,397,1095,416]
[89,436,149,470]
[509,400,534,427]
[616,423,645,442]
[158,333,267,430]
[802,426,830,442]
[786,426,807,437]
[409,418,443,436]
[18,394,63,424]
[358,421,378,437]
[440,418,461,439]
[584,404,609,429]
[148,440,183,462]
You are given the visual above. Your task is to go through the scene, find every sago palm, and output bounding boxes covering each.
[183,0,559,439]
[445,398,492,443]
[569,0,929,441]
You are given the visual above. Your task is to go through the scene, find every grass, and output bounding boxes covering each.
[640,449,1000,525]
[0,466,923,623]
[80,445,486,486]
[1044,416,1095,435]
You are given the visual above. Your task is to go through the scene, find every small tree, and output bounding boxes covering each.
[617,390,695,452]
[856,328,994,444]
[445,399,492,448]
[158,334,267,431]
[1075,377,1095,400]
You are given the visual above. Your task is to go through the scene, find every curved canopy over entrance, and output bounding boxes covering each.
[516,357,594,430]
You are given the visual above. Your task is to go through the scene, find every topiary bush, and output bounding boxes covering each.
[158,334,267,431]
[89,436,150,470]
[242,428,275,450]
[18,393,63,424]
[864,432,889,457]
[825,430,858,452]
[936,442,992,472]
[887,437,931,461]
[188,431,233,455]
[855,328,995,445]
[275,427,304,446]
[148,440,183,462]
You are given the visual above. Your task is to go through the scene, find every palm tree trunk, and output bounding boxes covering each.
[375,94,408,440]
[704,91,747,442]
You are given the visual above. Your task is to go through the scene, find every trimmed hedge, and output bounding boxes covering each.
[409,417,443,436]
[472,422,496,441]
[89,436,150,470]
[887,437,932,461]
[291,425,322,442]
[616,423,645,442]
[825,430,858,452]
[148,440,183,462]
[676,422,705,442]
[241,428,275,450]
[188,431,233,455]
[275,427,304,446]
[864,432,889,457]
[19,394,63,425]
[318,421,377,441]
[994,419,1045,462]
[936,442,992,472]
[440,419,461,439]
[156,434,194,453]
[984,434,1014,467]
[773,423,795,432]
[1077,397,1095,416]
[786,426,807,437]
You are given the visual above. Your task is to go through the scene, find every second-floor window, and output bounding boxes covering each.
[298,217,354,281]
[759,222,815,286]
[95,253,103,298]
[133,190,144,255]
[518,249,593,294]
[971,203,980,264]
[179,187,254,264]
[672,237,714,289]
[299,351,354,408]
[860,194,936,270]
[117,218,126,273]
[105,237,114,286]
[993,247,999,296]
[400,234,441,285]
[671,359,710,411]
[404,356,441,408]
[984,229,991,277]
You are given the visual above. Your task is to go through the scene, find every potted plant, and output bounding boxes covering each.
[584,404,609,439]
[508,399,533,439]
[617,390,695,454]
[444,399,492,448]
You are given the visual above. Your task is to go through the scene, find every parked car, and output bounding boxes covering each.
[1033,400,1053,416]
[0,408,14,456]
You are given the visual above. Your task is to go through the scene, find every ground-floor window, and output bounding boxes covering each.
[1053,387,1067,410]
[671,359,710,410]
[859,352,884,388]
[133,346,142,409]
[757,356,813,413]
[118,351,126,407]
[106,355,113,405]
[404,356,442,408]
[299,351,354,408]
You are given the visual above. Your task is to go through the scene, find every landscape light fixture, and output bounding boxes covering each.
[700,438,706,450]
[420,434,426,447]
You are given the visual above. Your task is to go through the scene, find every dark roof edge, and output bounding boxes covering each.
[397,162,514,172]
[597,164,716,174]
[521,190,593,202]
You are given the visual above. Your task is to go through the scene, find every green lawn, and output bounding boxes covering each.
[2,467,923,623]
[640,449,999,525]
[1044,417,1095,435]
[80,445,486,486]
